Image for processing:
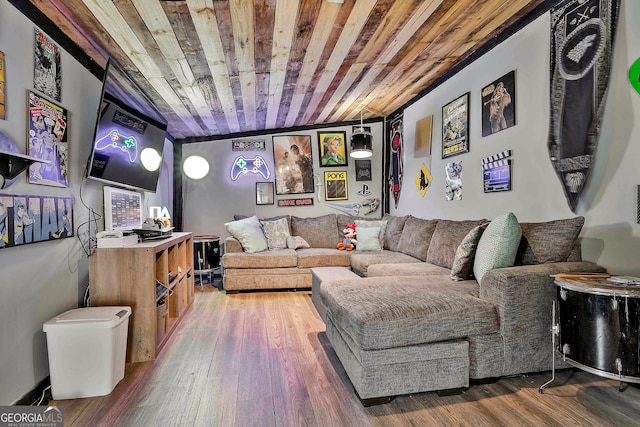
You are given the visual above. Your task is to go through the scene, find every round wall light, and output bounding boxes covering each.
[183,155,210,179]
[140,148,162,171]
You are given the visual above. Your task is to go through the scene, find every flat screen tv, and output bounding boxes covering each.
[86,59,168,192]
[103,186,145,232]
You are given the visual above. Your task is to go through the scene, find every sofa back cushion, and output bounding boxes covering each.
[396,216,438,261]
[426,219,486,268]
[515,217,585,265]
[382,214,409,251]
[290,214,339,248]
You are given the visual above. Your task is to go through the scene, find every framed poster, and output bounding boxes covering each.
[318,131,347,167]
[442,93,469,159]
[324,171,348,201]
[34,28,61,102]
[27,90,68,187]
[414,115,433,157]
[482,70,516,136]
[273,135,314,195]
[354,159,371,181]
[256,182,274,205]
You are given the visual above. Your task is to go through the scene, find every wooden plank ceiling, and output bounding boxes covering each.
[27,0,545,141]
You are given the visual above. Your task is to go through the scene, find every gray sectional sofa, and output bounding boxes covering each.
[221,212,606,404]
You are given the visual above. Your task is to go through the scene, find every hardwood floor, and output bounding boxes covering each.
[51,286,640,426]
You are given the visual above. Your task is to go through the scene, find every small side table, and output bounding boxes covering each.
[540,274,640,393]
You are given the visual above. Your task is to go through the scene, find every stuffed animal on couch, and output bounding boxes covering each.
[337,223,357,251]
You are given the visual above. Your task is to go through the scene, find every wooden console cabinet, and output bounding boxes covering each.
[90,232,194,362]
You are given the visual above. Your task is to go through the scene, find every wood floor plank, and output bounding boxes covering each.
[49,287,640,426]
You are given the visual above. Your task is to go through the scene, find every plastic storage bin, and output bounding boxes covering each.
[43,306,131,400]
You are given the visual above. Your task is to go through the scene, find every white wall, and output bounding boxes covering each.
[393,2,640,276]
[0,1,172,404]
[182,122,384,239]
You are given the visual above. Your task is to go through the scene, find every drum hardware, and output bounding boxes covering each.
[539,301,560,393]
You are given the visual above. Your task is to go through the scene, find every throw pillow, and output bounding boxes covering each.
[287,236,310,249]
[356,226,383,251]
[515,217,585,265]
[290,214,339,248]
[450,223,488,281]
[396,216,439,261]
[260,217,290,249]
[473,212,522,284]
[426,219,487,269]
[355,220,387,246]
[224,216,268,253]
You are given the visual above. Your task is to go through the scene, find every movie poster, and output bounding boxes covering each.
[482,71,516,136]
[273,135,314,195]
[27,90,69,187]
[34,28,61,102]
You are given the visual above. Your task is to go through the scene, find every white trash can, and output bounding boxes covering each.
[43,306,131,400]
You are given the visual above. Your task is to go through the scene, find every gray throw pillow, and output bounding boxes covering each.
[426,219,486,268]
[260,217,290,249]
[396,216,438,261]
[450,223,488,281]
[515,217,585,265]
[290,214,339,248]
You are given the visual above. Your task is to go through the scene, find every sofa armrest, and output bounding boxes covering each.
[224,236,244,253]
[479,261,606,373]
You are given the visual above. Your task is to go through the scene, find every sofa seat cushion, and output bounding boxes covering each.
[296,248,351,268]
[366,262,451,277]
[222,248,297,268]
[349,250,420,276]
[321,276,498,351]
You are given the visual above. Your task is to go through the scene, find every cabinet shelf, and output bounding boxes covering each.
[90,232,194,362]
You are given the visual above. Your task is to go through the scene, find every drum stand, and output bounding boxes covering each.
[539,301,560,393]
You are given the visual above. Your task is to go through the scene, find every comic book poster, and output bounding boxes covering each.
[27,90,69,187]
[34,28,61,102]
[0,194,74,249]
[548,0,620,212]
[0,51,5,120]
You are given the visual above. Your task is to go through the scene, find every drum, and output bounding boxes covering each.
[193,235,220,273]
[557,279,640,383]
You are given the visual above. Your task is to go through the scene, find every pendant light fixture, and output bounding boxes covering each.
[350,110,373,159]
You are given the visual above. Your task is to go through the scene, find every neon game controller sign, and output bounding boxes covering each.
[230,155,270,181]
[94,129,138,162]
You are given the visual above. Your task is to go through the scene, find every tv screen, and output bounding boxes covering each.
[103,186,145,232]
[86,60,167,192]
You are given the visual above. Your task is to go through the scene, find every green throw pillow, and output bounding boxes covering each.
[224,216,268,253]
[473,212,522,284]
[356,226,383,251]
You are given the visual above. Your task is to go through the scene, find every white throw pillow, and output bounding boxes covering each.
[224,216,268,253]
[473,212,522,284]
[355,220,387,246]
[356,226,383,251]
